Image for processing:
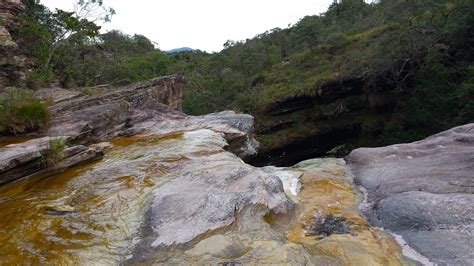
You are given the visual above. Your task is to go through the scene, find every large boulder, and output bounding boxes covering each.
[127,110,259,160]
[128,129,293,262]
[346,123,474,265]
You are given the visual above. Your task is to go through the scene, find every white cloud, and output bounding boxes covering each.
[40,0,333,52]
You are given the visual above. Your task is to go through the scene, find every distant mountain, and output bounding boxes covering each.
[166,47,195,53]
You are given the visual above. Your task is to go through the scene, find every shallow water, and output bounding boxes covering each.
[0,130,228,264]
[0,131,412,265]
[143,159,413,265]
[287,159,413,265]
[0,135,37,147]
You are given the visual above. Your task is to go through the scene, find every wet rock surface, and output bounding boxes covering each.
[347,123,474,265]
[286,158,415,266]
[129,130,293,260]
[128,110,259,160]
[1,76,261,184]
[0,117,412,264]
[0,75,470,265]
[0,76,295,264]
[0,127,268,264]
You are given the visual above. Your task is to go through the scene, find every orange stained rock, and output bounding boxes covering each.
[110,132,183,147]
[286,160,413,266]
[0,137,414,265]
[0,133,188,264]
[0,163,96,264]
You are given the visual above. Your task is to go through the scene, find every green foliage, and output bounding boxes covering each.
[14,0,474,149]
[13,0,108,87]
[382,51,474,144]
[76,0,116,22]
[26,68,54,89]
[101,30,154,54]
[16,8,168,88]
[14,1,53,63]
[102,50,171,85]
[41,138,67,167]
[0,88,50,135]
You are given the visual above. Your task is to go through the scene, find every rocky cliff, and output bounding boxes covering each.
[0,0,26,88]
[249,75,399,166]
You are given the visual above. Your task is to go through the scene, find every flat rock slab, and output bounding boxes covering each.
[0,137,68,184]
[0,136,105,185]
[346,123,474,265]
[130,110,259,160]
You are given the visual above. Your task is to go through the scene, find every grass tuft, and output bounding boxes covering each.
[41,138,67,167]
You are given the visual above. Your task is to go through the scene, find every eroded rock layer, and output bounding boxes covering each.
[0,75,188,184]
[0,0,26,88]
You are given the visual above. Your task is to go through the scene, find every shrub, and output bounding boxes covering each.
[0,88,50,135]
[25,68,54,90]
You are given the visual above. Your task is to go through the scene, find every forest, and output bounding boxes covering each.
[3,0,474,158]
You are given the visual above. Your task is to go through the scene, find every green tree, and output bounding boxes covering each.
[75,0,115,23]
[43,9,100,69]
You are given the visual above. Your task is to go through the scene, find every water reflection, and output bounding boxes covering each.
[0,130,226,264]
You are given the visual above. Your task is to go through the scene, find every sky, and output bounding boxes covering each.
[40,0,334,52]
